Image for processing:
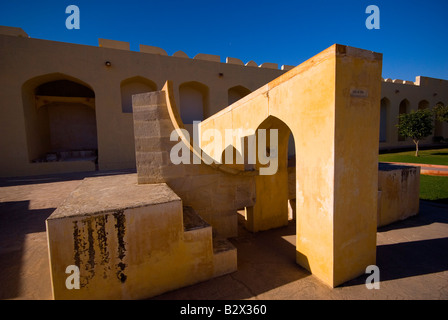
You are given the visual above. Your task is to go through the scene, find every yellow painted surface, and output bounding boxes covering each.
[46,176,218,299]
[246,116,291,232]
[332,47,382,286]
[199,44,382,287]
[378,164,420,227]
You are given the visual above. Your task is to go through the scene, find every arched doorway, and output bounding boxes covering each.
[179,81,209,123]
[287,132,296,221]
[120,76,157,113]
[418,100,429,110]
[245,115,292,233]
[228,85,251,106]
[179,81,209,136]
[22,75,98,165]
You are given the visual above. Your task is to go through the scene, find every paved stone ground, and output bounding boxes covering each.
[0,171,447,300]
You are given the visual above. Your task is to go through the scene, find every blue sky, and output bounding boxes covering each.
[1,0,447,81]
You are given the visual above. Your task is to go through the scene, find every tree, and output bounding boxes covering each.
[433,103,448,123]
[396,109,433,156]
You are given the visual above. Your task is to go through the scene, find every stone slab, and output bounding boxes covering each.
[378,162,420,227]
[48,174,180,220]
[183,206,210,232]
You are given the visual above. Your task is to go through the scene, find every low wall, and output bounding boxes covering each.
[377,163,420,227]
[288,163,421,228]
[46,174,234,299]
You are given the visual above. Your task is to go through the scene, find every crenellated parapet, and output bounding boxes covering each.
[382,77,418,86]
[98,38,295,71]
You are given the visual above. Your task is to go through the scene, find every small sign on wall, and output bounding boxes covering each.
[350,88,368,98]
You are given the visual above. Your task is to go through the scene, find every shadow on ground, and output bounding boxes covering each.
[0,168,136,188]
[0,169,135,300]
[342,199,448,288]
[157,199,448,298]
[378,200,448,231]
[154,216,311,300]
[0,201,54,299]
[1,170,446,299]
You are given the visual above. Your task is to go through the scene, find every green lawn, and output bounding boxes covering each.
[379,148,448,166]
[379,148,448,202]
[419,175,448,202]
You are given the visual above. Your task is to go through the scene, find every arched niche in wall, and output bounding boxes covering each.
[418,100,429,110]
[228,85,251,106]
[179,81,209,124]
[22,74,98,163]
[120,76,157,113]
[379,98,390,142]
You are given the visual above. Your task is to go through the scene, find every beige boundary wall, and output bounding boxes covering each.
[0,28,283,177]
[380,76,448,149]
[1,26,447,177]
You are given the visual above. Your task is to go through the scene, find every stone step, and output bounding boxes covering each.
[182,206,210,232]
[182,206,236,256]
[182,206,237,277]
[213,238,235,254]
[212,238,237,277]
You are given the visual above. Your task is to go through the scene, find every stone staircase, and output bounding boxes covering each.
[182,205,237,278]
[46,174,236,300]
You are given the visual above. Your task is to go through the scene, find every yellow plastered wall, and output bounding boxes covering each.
[46,177,216,300]
[332,47,382,286]
[199,44,382,287]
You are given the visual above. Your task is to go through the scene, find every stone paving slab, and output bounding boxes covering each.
[48,174,180,220]
[0,171,447,300]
